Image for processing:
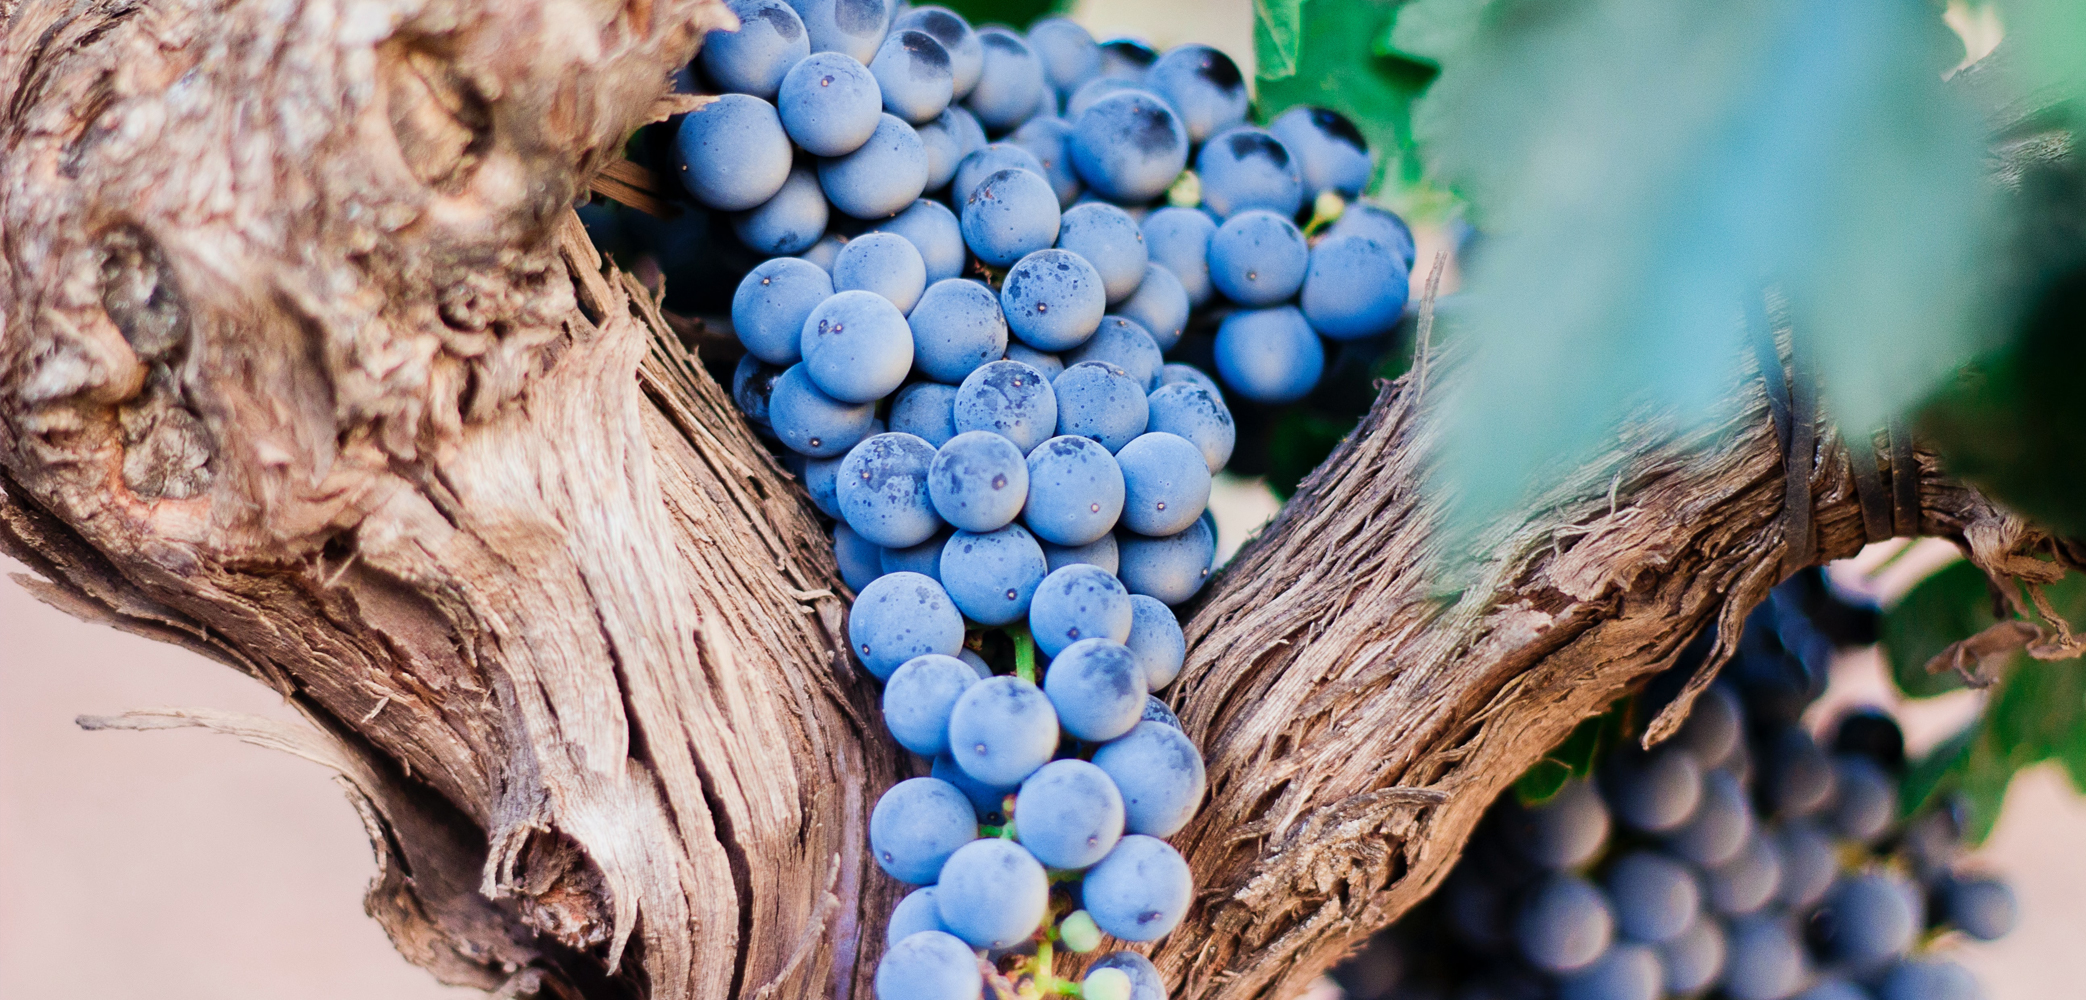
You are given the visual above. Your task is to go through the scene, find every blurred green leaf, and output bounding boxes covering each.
[1415,0,1997,530]
[1880,560,1987,699]
[1264,410,1356,500]
[1255,0,1439,195]
[1385,0,1496,68]
[941,0,1070,30]
[1254,0,1303,81]
[1994,0,2086,105]
[1514,699,1626,805]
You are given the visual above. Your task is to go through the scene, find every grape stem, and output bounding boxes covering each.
[1012,624,1038,685]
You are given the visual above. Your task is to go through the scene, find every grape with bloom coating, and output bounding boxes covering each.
[869,776,977,884]
[953,359,1058,453]
[1013,758,1123,869]
[832,231,927,312]
[848,571,964,678]
[935,837,1049,949]
[927,430,1027,532]
[1081,835,1192,942]
[1093,720,1204,838]
[908,278,1006,384]
[1117,518,1214,605]
[961,168,1061,267]
[1028,564,1133,658]
[800,290,913,403]
[700,0,810,100]
[874,929,981,1000]
[777,51,883,156]
[1001,248,1106,351]
[837,432,941,548]
[882,654,977,757]
[1043,638,1146,743]
[938,523,1047,625]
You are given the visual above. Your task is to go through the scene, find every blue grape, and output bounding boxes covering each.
[1659,919,1726,995]
[1123,595,1184,691]
[734,256,833,364]
[1067,317,1163,391]
[1057,203,1149,302]
[1081,834,1191,942]
[953,142,1048,205]
[1196,126,1304,219]
[1772,821,1836,909]
[733,354,785,426]
[1141,695,1182,731]
[1096,38,1158,81]
[834,522,884,591]
[934,836,1050,949]
[1503,778,1610,870]
[1014,758,1124,869]
[895,7,982,98]
[1145,44,1248,144]
[967,28,1047,133]
[849,570,965,678]
[820,113,930,219]
[1705,831,1783,917]
[1515,873,1614,973]
[1011,115,1082,206]
[770,363,877,456]
[1044,638,1146,742]
[953,359,1058,453]
[800,289,914,403]
[701,0,811,99]
[870,776,978,883]
[1666,768,1753,867]
[1604,746,1704,834]
[872,199,967,284]
[938,523,1047,625]
[1301,234,1410,340]
[733,163,829,255]
[1878,959,1980,1000]
[1142,207,1217,306]
[1068,91,1190,204]
[1145,382,1234,474]
[934,752,1014,819]
[1815,873,1919,970]
[875,929,981,1000]
[832,231,928,312]
[1116,264,1189,350]
[1829,755,1895,844]
[883,653,978,757]
[1088,953,1166,1000]
[1053,362,1149,452]
[909,279,1007,383]
[1156,362,1221,397]
[784,0,888,64]
[1605,850,1699,944]
[1328,202,1417,270]
[881,525,952,580]
[803,454,844,517]
[1269,106,1373,203]
[928,430,1028,532]
[1720,915,1804,1000]
[1065,76,1142,119]
[1114,432,1210,536]
[947,674,1060,786]
[1557,942,1661,1000]
[1092,719,1203,837]
[871,29,954,124]
[1117,517,1214,605]
[1214,306,1324,404]
[1004,343,1064,381]
[1028,564,1133,657]
[1796,980,1873,1000]
[1674,683,1743,769]
[1027,17,1100,95]
[887,886,953,947]
[1041,536,1120,577]
[801,231,850,272]
[1209,209,1308,306]
[777,51,883,156]
[959,647,992,678]
[1443,867,1516,952]
[1940,875,2017,941]
[1763,726,1837,819]
[1001,248,1107,351]
[890,382,960,447]
[1024,435,1125,546]
[961,167,1062,267]
[915,109,973,191]
[677,93,794,210]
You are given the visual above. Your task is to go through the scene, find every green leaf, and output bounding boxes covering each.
[1879,560,1987,699]
[1992,0,2086,106]
[937,0,1071,30]
[1255,0,1441,198]
[1254,0,1304,81]
[1415,0,1998,530]
[1514,699,1627,805]
[1385,0,1497,68]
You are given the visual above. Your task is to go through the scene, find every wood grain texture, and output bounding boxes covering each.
[0,3,2074,999]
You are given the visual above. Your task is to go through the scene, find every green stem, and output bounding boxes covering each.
[1012,625,1037,686]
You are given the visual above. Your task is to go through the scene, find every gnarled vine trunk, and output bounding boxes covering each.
[0,3,2067,999]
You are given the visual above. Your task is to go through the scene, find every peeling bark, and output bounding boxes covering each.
[0,3,2073,1000]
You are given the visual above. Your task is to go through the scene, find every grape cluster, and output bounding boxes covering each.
[1332,573,2016,1000]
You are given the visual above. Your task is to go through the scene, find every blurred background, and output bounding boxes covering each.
[7,0,2083,997]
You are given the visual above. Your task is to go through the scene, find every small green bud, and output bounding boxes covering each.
[1167,170,1202,208]
[1058,909,1103,953]
[1082,966,1133,1000]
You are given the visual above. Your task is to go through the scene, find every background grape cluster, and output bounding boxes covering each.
[1328,571,2017,1000]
